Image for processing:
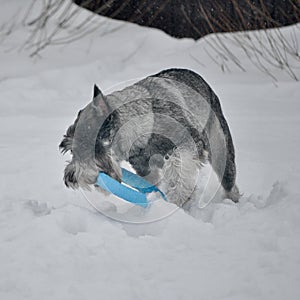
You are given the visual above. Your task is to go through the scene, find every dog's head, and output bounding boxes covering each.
[59,85,122,189]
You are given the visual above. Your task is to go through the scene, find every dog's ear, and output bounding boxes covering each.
[92,84,110,114]
[93,84,102,98]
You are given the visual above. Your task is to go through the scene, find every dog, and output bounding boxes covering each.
[59,68,240,207]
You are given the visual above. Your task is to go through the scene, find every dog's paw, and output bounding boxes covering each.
[224,185,241,203]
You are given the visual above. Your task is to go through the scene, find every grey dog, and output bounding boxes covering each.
[59,68,240,207]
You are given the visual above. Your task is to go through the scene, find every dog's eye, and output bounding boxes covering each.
[102,139,111,146]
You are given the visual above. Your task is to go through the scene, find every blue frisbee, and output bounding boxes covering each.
[95,168,167,208]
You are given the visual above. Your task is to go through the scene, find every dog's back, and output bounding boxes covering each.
[151,69,233,150]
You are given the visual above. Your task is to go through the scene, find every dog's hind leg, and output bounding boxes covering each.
[220,157,240,203]
[205,115,240,203]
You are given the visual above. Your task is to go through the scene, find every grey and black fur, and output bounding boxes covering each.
[59,69,240,206]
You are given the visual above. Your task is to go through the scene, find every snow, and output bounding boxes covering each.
[1,1,300,299]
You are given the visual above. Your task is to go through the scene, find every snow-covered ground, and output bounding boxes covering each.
[1,1,300,299]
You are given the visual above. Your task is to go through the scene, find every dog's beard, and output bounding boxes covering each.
[63,152,122,191]
[63,160,100,190]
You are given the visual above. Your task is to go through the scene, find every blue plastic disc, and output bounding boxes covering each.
[95,168,167,207]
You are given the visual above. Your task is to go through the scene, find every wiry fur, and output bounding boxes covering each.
[158,146,206,207]
[59,69,240,206]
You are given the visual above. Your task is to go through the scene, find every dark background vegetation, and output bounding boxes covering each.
[74,0,300,39]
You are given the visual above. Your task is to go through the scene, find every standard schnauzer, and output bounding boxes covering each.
[59,69,240,207]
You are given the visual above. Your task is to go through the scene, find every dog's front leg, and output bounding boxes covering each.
[158,147,200,207]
